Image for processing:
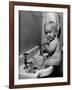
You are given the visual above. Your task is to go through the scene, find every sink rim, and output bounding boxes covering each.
[19,64,53,78]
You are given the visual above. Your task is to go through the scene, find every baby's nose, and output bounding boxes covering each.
[47,33,51,36]
[47,35,52,39]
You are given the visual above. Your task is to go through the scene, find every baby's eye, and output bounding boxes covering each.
[45,31,52,34]
[45,32,48,34]
[48,31,51,33]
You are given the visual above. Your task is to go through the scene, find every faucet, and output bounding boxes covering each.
[23,52,29,69]
[24,52,35,73]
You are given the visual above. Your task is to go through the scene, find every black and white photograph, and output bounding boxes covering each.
[19,11,63,79]
[9,1,70,88]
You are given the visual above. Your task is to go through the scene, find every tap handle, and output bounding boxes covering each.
[24,52,29,59]
[24,52,29,56]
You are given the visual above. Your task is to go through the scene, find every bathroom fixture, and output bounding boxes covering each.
[19,64,53,79]
[19,46,53,79]
[23,52,29,69]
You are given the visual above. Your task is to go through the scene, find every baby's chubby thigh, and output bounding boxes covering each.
[44,53,61,66]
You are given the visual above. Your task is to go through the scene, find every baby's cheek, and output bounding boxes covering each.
[51,33,54,36]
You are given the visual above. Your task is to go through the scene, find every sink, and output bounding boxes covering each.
[19,64,53,79]
[19,46,53,79]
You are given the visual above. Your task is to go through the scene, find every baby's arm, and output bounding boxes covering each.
[44,39,58,55]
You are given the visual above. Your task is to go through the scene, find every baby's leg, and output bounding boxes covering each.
[43,57,61,66]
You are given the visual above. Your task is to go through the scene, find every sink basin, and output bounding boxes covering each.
[19,64,53,79]
[19,46,53,79]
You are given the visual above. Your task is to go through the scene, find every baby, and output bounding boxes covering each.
[41,21,61,68]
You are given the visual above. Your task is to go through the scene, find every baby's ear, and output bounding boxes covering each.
[57,25,61,38]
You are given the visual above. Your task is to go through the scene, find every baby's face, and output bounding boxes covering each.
[44,23,57,41]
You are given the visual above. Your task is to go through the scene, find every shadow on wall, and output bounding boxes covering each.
[19,11,42,55]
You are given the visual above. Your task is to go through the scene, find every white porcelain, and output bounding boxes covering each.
[19,64,53,79]
[38,66,53,77]
[19,64,39,79]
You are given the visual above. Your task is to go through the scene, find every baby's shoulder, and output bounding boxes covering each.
[50,37,58,45]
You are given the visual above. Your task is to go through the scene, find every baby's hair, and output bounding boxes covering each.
[44,21,61,37]
[44,21,57,32]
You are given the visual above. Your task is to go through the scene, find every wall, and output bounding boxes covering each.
[0,0,72,90]
[19,11,42,54]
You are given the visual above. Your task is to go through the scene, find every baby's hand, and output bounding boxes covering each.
[42,39,49,45]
